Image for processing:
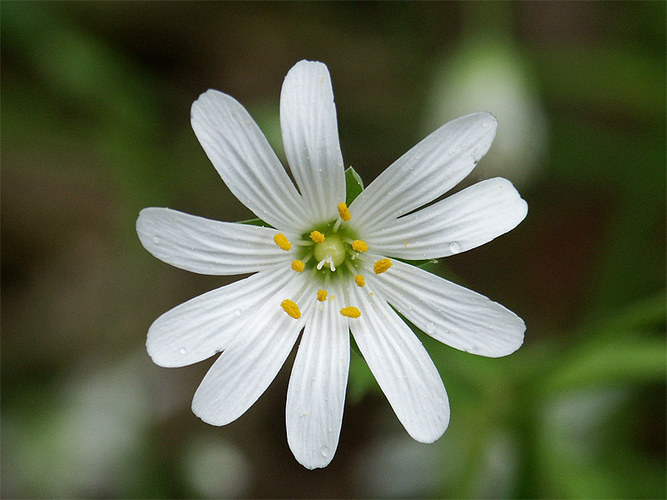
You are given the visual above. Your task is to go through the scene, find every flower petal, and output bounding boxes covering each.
[286,281,350,469]
[147,266,293,368]
[366,259,525,357]
[191,276,316,426]
[191,89,307,232]
[349,113,497,230]
[137,208,295,275]
[280,60,346,224]
[364,178,528,260]
[348,284,449,443]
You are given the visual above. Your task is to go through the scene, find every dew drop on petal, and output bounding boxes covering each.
[320,446,329,458]
[234,309,242,317]
[179,347,187,355]
[152,236,160,245]
[449,241,461,254]
[425,322,436,335]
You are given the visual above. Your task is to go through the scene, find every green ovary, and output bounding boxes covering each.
[313,234,346,268]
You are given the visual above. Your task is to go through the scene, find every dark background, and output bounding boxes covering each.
[2,2,665,498]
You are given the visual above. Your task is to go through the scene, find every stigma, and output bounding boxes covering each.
[313,233,346,270]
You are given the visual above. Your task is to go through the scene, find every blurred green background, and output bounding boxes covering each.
[2,1,665,498]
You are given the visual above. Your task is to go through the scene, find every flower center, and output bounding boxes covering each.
[275,202,375,320]
[313,234,346,269]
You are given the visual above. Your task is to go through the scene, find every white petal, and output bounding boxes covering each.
[348,284,449,443]
[350,113,497,230]
[280,60,346,223]
[147,266,293,368]
[137,208,295,275]
[366,259,525,357]
[286,281,349,469]
[191,89,307,232]
[364,178,528,260]
[191,276,316,426]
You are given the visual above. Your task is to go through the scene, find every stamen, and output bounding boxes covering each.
[352,240,369,252]
[274,233,291,251]
[317,290,328,302]
[291,260,305,272]
[280,299,301,319]
[354,275,365,287]
[373,258,392,274]
[310,230,325,243]
[340,306,361,318]
[337,202,351,222]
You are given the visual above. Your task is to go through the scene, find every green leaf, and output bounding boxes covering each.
[345,166,364,205]
[237,218,272,228]
[542,337,666,393]
[347,338,379,403]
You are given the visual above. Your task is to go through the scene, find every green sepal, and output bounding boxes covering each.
[345,166,365,205]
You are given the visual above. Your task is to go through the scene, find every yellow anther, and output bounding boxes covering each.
[354,275,365,287]
[373,258,392,274]
[352,240,369,252]
[340,306,361,318]
[281,299,301,319]
[337,202,351,222]
[274,233,291,251]
[310,230,325,243]
[291,260,305,272]
[317,290,328,302]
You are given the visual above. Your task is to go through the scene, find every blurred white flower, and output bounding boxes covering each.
[424,38,549,186]
[137,60,527,469]
[4,353,153,497]
[181,435,251,498]
[353,433,442,497]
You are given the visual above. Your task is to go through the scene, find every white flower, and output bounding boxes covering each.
[137,60,528,469]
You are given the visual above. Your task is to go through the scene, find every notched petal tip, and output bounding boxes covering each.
[135,207,162,251]
[190,89,247,136]
[472,111,498,132]
[190,88,229,114]
[282,60,333,101]
[145,322,189,369]
[295,454,334,470]
[288,59,329,75]
[408,417,450,444]
[490,176,529,224]
[191,400,229,427]
[489,315,526,358]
